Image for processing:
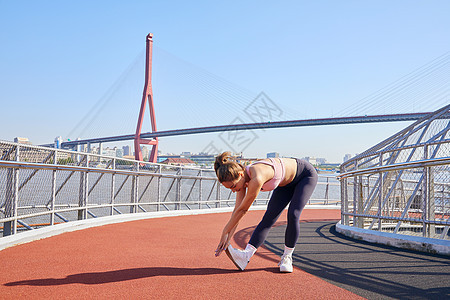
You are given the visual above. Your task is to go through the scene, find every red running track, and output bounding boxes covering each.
[0,209,363,299]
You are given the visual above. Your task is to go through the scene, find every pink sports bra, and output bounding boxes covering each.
[245,158,286,191]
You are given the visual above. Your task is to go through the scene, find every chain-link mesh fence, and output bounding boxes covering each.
[339,104,450,240]
[0,139,342,237]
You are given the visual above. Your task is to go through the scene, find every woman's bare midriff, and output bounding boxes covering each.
[279,158,298,186]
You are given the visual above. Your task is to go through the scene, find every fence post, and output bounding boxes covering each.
[352,176,358,228]
[427,165,435,237]
[78,164,85,220]
[199,170,202,210]
[111,158,116,216]
[340,176,348,226]
[78,154,89,220]
[84,155,89,219]
[13,161,19,234]
[130,162,138,214]
[378,152,383,231]
[6,145,21,235]
[4,169,14,236]
[340,164,349,226]
[157,165,161,212]
[357,176,364,228]
[216,182,221,208]
[423,145,428,237]
[423,145,435,238]
[135,161,140,214]
[176,167,182,210]
[51,150,57,226]
[131,175,135,213]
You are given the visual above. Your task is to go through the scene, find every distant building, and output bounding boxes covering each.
[13,137,71,162]
[158,152,253,167]
[316,158,327,165]
[90,146,99,155]
[189,154,216,167]
[158,153,216,167]
[304,157,317,165]
[161,157,196,166]
[116,148,124,158]
[54,136,62,148]
[141,146,149,160]
[79,144,88,153]
[158,154,181,163]
[123,145,131,156]
[14,137,32,145]
[102,147,116,157]
[267,152,279,158]
[343,154,352,162]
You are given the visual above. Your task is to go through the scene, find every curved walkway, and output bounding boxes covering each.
[0,209,363,299]
[3,208,448,299]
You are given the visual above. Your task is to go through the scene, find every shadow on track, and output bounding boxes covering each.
[5,266,279,286]
[264,221,450,300]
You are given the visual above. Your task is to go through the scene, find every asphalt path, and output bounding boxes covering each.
[265,220,450,300]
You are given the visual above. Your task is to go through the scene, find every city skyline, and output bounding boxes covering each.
[57,136,353,165]
[10,135,354,164]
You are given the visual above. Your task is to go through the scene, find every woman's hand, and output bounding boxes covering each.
[215,231,231,257]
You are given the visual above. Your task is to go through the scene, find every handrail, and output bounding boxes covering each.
[342,139,450,165]
[338,156,450,179]
[0,160,217,180]
[0,139,208,172]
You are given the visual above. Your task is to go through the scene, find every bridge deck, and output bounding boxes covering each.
[0,209,448,299]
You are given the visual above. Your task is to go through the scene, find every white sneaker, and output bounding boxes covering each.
[279,254,293,273]
[225,245,249,271]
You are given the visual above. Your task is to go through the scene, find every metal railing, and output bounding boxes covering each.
[0,140,339,237]
[339,157,450,239]
[338,105,450,241]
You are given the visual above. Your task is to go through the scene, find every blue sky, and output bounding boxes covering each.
[1,1,449,163]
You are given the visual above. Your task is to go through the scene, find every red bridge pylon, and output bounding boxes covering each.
[135,33,158,163]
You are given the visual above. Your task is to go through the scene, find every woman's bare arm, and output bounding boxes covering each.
[228,188,246,239]
[221,176,264,235]
[215,173,265,255]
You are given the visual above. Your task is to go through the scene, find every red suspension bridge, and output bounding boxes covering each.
[41,34,449,163]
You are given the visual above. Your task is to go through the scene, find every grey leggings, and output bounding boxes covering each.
[248,159,318,249]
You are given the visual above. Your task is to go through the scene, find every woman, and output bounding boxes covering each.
[214,151,318,273]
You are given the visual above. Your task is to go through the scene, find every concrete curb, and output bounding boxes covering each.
[336,221,450,256]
